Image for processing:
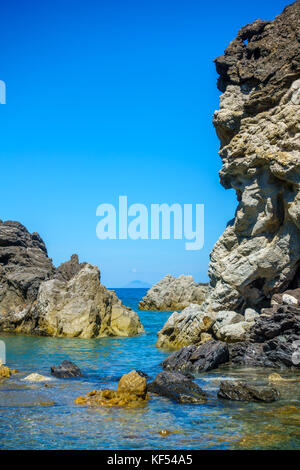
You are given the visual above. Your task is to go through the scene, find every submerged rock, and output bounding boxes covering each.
[75,370,148,407]
[148,371,207,404]
[139,275,208,311]
[51,360,82,378]
[218,380,280,402]
[162,340,229,373]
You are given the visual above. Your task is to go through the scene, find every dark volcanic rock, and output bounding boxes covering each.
[148,371,207,404]
[214,1,300,117]
[162,340,229,373]
[50,360,82,378]
[229,294,300,368]
[218,380,280,402]
[0,221,55,327]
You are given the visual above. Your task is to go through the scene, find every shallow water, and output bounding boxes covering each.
[0,288,300,450]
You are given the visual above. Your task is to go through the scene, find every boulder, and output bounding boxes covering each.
[117,370,147,397]
[218,380,280,402]
[50,360,82,378]
[139,275,208,311]
[75,370,149,407]
[148,371,207,404]
[156,304,216,349]
[162,340,229,373]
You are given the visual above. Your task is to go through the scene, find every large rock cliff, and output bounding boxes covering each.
[0,221,144,338]
[157,1,300,349]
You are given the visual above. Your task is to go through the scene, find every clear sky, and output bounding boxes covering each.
[0,0,290,287]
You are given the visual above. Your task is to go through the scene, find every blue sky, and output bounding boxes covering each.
[0,0,289,287]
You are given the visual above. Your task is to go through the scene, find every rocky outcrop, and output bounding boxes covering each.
[162,340,229,373]
[148,371,207,404]
[218,381,280,402]
[75,370,148,407]
[0,220,144,338]
[30,264,144,338]
[157,1,300,349]
[139,275,208,311]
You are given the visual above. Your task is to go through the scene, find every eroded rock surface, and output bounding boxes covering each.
[139,275,208,311]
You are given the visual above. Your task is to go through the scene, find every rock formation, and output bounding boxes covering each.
[0,220,144,338]
[139,275,208,311]
[157,1,300,350]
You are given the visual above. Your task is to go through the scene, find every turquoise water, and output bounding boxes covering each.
[0,288,300,450]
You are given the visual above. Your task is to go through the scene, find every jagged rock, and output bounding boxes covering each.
[75,370,148,407]
[139,275,208,311]
[162,340,229,373]
[0,220,144,338]
[23,373,53,382]
[50,360,82,378]
[156,304,216,349]
[0,221,55,325]
[32,263,144,338]
[147,371,207,404]
[159,2,300,347]
[218,380,280,402]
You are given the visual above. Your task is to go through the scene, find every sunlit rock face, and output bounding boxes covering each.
[157,2,300,349]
